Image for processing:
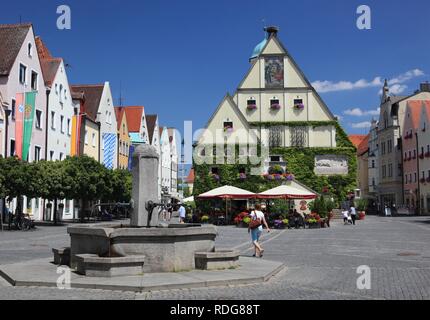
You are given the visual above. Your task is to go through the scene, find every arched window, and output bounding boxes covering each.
[28,43,32,57]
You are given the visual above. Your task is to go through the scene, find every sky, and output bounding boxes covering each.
[1,0,429,137]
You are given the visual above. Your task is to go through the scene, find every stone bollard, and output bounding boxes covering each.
[130,144,160,227]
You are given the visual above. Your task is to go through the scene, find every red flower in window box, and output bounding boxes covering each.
[270,103,281,110]
[419,153,424,159]
[247,104,257,110]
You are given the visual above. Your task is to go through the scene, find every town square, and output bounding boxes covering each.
[1,0,430,306]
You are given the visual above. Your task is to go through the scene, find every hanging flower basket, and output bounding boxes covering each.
[270,103,281,110]
[285,174,294,181]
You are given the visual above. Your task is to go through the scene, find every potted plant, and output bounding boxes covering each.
[356,198,367,220]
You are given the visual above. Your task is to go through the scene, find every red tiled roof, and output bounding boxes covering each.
[146,114,158,144]
[123,106,145,133]
[35,36,52,60]
[159,127,164,137]
[114,107,126,131]
[70,84,104,121]
[348,135,367,148]
[0,23,32,75]
[35,36,61,86]
[186,169,195,184]
[39,58,61,86]
[357,134,370,156]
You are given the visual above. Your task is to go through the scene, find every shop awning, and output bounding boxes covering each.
[258,184,317,200]
[197,186,256,199]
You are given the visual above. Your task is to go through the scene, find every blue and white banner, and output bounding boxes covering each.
[103,133,117,169]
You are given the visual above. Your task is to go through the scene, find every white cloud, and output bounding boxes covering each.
[388,69,424,85]
[389,84,408,95]
[312,69,424,93]
[344,107,380,117]
[351,121,372,129]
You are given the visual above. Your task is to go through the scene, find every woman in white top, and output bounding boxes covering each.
[248,204,270,258]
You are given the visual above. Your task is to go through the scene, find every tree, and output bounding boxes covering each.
[63,155,110,221]
[35,160,72,225]
[103,169,132,203]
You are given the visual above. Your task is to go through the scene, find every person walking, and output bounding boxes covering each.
[248,204,270,258]
[349,204,357,225]
[342,209,349,225]
[178,203,186,224]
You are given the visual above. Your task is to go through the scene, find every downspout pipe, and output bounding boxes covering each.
[415,132,421,215]
[42,88,50,221]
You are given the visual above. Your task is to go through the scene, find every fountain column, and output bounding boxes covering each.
[130,144,159,227]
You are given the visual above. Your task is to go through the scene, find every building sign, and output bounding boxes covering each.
[314,155,348,175]
[265,57,284,88]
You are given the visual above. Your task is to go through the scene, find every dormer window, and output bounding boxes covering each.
[270,99,281,110]
[247,99,257,110]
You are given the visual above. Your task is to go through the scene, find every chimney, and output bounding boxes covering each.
[264,26,279,38]
[420,82,430,92]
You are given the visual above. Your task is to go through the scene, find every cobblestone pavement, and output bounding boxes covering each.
[1,216,430,299]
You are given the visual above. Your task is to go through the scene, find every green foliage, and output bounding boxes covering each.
[250,121,355,149]
[309,196,328,218]
[0,156,132,217]
[104,169,132,203]
[282,219,289,225]
[194,145,357,209]
[201,215,209,222]
[355,198,368,211]
[270,200,290,215]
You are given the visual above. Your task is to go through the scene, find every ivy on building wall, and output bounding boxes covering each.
[249,121,355,148]
[193,146,357,207]
[193,121,356,211]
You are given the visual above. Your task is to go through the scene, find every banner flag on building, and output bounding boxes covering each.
[14,93,25,159]
[22,91,36,161]
[128,145,135,171]
[70,115,82,156]
[103,133,116,169]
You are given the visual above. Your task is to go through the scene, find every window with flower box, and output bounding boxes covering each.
[223,121,233,134]
[293,99,304,111]
[270,99,281,110]
[246,99,257,110]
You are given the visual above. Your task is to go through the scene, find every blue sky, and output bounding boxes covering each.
[1,0,429,136]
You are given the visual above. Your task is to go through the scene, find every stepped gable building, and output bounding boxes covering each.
[193,26,356,204]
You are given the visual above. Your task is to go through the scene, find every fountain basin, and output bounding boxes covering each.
[195,250,240,270]
[75,254,145,277]
[68,223,217,272]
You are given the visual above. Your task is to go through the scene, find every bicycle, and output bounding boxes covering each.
[11,213,34,231]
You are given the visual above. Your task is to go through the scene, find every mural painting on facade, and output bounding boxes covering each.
[265,57,284,88]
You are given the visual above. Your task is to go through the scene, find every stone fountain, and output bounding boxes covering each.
[65,144,229,276]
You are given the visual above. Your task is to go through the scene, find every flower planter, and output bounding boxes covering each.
[308,223,320,229]
[358,211,366,220]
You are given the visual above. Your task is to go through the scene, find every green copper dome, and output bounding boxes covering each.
[250,38,267,59]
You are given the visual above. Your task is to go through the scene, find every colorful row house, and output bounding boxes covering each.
[403,99,430,214]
